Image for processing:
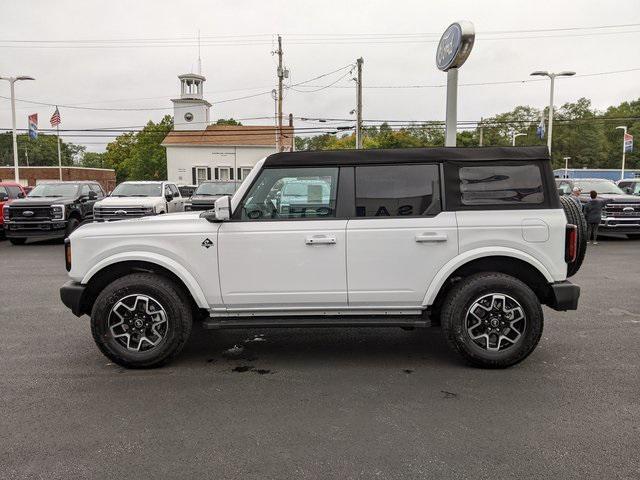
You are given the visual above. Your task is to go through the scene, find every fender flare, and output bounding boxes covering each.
[422,247,554,306]
[81,251,209,308]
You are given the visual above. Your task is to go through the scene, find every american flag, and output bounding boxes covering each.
[50,107,61,127]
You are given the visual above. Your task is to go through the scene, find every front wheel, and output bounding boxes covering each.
[441,272,543,369]
[91,273,193,368]
[65,217,80,238]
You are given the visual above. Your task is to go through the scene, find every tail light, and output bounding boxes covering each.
[565,224,577,263]
[64,239,72,272]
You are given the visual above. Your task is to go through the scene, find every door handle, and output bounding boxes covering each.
[305,235,336,245]
[415,233,448,243]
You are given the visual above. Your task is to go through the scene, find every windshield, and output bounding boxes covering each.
[194,182,238,196]
[111,183,162,197]
[574,180,624,195]
[28,183,79,198]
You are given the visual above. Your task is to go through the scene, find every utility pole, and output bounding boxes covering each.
[563,156,571,178]
[478,117,484,147]
[276,35,284,152]
[25,145,29,167]
[355,57,364,149]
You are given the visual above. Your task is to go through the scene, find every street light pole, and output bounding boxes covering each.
[0,75,35,183]
[563,156,571,178]
[530,70,575,156]
[616,126,627,181]
[512,132,526,146]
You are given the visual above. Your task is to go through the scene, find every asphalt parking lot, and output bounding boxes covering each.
[1,236,639,480]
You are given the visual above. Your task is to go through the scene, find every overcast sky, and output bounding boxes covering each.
[1,0,639,152]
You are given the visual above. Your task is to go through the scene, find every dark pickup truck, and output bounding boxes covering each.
[3,181,105,244]
[556,178,640,239]
[184,181,239,211]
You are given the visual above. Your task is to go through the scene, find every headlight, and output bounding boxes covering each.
[2,205,9,221]
[51,204,65,220]
[144,206,155,215]
[184,203,192,211]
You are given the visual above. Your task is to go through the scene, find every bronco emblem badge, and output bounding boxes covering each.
[201,238,213,249]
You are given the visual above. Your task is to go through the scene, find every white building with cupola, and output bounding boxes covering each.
[162,72,293,187]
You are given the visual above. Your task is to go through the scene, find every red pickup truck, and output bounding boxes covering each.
[0,182,27,237]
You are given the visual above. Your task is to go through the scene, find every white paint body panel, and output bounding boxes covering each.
[346,213,459,307]
[217,220,348,309]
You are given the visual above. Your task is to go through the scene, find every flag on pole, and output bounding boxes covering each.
[624,133,633,153]
[28,113,38,140]
[50,107,61,127]
[536,116,545,139]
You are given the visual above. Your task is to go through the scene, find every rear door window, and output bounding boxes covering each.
[458,164,544,206]
[354,164,441,217]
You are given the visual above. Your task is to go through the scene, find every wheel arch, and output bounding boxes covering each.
[424,249,554,322]
[79,255,208,316]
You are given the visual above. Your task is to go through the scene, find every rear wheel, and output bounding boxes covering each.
[441,272,544,369]
[90,273,193,368]
[560,196,587,277]
[9,238,26,245]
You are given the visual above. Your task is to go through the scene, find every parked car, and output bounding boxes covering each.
[617,178,640,196]
[61,146,583,369]
[556,178,640,238]
[177,184,197,198]
[0,182,27,238]
[3,181,104,245]
[184,181,239,211]
[93,181,184,221]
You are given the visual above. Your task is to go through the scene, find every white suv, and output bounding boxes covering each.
[61,147,584,369]
[93,181,184,221]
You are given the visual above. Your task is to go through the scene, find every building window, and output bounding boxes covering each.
[239,167,252,180]
[195,166,208,185]
[218,167,231,181]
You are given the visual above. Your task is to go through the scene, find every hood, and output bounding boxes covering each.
[189,194,223,203]
[70,211,205,239]
[580,193,639,203]
[10,196,77,207]
[96,196,162,208]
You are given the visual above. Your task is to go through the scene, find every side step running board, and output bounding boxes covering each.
[202,316,430,330]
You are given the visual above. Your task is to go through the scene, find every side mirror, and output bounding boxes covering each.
[0,192,8,202]
[165,193,174,202]
[17,192,25,199]
[624,187,632,194]
[88,191,98,200]
[208,195,231,222]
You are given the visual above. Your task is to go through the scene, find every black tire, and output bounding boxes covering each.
[441,272,544,369]
[559,196,587,277]
[65,217,80,239]
[90,273,193,368]
[9,238,26,245]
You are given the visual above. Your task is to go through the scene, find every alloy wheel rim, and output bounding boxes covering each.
[465,293,526,352]
[108,294,168,352]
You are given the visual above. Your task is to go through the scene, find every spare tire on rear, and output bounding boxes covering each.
[559,195,587,277]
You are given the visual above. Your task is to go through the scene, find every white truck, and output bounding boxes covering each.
[93,181,184,221]
[60,147,584,369]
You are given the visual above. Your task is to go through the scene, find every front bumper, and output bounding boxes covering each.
[4,220,67,238]
[547,280,580,311]
[60,280,87,317]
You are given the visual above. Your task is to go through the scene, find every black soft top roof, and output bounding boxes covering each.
[264,146,550,167]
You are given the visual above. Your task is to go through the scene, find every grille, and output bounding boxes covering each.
[604,203,640,218]
[187,203,214,211]
[94,206,152,220]
[9,206,51,221]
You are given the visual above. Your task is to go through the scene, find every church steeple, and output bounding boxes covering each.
[171,73,211,130]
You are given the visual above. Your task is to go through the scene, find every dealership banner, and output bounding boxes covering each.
[28,113,38,140]
[624,133,633,153]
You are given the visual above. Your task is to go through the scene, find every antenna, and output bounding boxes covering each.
[197,29,202,75]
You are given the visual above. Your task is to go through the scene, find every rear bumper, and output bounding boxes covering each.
[547,280,580,311]
[60,280,87,317]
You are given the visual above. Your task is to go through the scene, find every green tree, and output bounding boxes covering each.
[125,115,173,180]
[80,151,106,168]
[0,132,84,167]
[215,118,243,126]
